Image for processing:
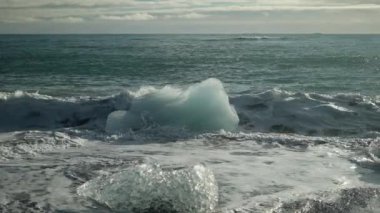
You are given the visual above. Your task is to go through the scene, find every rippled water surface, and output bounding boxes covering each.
[0,34,380,212]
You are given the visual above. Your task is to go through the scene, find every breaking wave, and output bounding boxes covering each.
[0,90,131,132]
[0,79,379,137]
[232,89,380,136]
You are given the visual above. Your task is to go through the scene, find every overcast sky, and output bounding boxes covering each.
[0,0,379,34]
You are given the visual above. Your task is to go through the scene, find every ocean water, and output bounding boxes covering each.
[0,34,380,212]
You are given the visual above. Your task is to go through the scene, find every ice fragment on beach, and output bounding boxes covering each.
[77,163,218,213]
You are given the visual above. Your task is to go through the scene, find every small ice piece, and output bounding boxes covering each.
[77,163,218,213]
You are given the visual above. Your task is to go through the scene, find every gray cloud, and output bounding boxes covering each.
[99,13,156,21]
[0,0,379,33]
[1,0,380,10]
[0,15,86,23]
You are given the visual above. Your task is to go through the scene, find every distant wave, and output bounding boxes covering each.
[0,79,379,137]
[233,36,283,41]
[204,36,286,42]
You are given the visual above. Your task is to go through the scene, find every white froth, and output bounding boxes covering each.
[0,131,85,161]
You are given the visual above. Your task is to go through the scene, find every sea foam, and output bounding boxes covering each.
[105,78,239,133]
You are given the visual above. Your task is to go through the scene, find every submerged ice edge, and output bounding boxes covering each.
[0,78,379,137]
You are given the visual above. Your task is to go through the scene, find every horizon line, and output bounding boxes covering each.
[1,32,380,35]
